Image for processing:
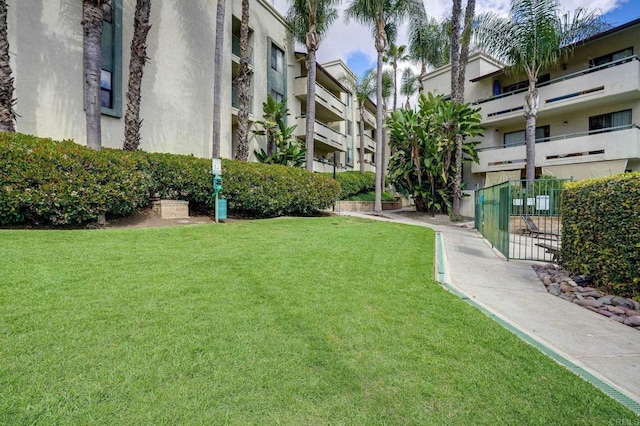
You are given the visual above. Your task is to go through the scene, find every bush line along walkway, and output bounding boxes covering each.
[340,210,640,414]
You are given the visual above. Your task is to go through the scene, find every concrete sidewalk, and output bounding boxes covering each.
[339,210,640,409]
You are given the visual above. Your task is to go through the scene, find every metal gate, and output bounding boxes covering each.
[475,179,567,261]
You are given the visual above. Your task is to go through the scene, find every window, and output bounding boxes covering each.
[271,44,284,73]
[590,47,633,68]
[100,0,121,116]
[346,93,352,107]
[589,110,632,134]
[347,147,353,166]
[346,119,352,137]
[503,125,550,146]
[503,74,550,94]
[270,89,284,102]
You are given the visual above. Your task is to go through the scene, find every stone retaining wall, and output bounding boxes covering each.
[335,199,403,213]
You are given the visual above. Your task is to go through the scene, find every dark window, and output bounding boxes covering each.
[503,125,550,146]
[100,0,121,115]
[589,110,632,134]
[270,89,284,102]
[590,47,633,68]
[271,44,284,73]
[347,148,353,166]
[346,119,352,137]
[503,74,550,94]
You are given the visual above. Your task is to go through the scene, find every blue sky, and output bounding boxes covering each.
[273,0,640,80]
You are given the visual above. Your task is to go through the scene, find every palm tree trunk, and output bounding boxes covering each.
[235,0,252,161]
[83,0,104,150]
[0,0,16,132]
[123,0,151,151]
[212,0,226,159]
[305,49,317,172]
[374,48,384,214]
[525,81,539,185]
[392,61,397,112]
[451,0,475,216]
[381,104,388,191]
[358,107,365,173]
[417,63,425,94]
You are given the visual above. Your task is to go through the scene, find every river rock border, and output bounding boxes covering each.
[533,264,640,331]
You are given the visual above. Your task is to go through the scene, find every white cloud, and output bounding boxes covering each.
[270,0,626,68]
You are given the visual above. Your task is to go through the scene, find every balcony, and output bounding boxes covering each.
[295,77,346,122]
[231,84,254,115]
[359,108,376,130]
[231,34,254,65]
[472,125,640,173]
[356,132,376,153]
[474,56,640,126]
[295,116,346,152]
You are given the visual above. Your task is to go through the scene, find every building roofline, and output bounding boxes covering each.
[469,17,640,82]
[256,0,288,27]
[294,52,351,94]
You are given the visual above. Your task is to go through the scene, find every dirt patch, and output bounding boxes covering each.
[105,209,223,229]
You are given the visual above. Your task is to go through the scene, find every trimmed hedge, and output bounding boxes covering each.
[321,171,376,199]
[0,133,341,225]
[0,133,150,225]
[561,172,640,297]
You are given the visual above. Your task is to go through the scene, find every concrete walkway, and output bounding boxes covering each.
[338,210,640,409]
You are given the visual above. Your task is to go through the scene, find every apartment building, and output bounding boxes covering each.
[422,18,640,188]
[8,0,373,173]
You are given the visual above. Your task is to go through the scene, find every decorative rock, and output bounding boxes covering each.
[611,316,626,323]
[612,297,635,310]
[574,299,604,308]
[598,309,616,318]
[548,283,561,296]
[581,291,603,298]
[559,294,573,302]
[585,306,600,313]
[606,306,627,315]
[623,316,640,327]
[574,293,584,300]
[560,283,573,293]
[544,263,556,270]
[566,280,578,287]
[543,277,553,286]
[599,295,614,305]
[632,300,640,311]
[625,309,640,317]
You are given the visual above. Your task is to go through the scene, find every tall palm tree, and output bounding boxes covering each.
[450,0,475,216]
[399,67,417,109]
[380,68,393,190]
[345,0,421,213]
[286,0,339,172]
[123,0,152,151]
[83,0,107,150]
[339,68,376,173]
[475,0,606,184]
[235,0,252,161]
[212,0,226,159]
[408,15,450,94]
[0,0,15,132]
[383,43,408,111]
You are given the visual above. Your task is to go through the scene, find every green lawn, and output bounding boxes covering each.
[0,217,635,424]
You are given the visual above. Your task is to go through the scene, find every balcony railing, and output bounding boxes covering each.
[474,55,639,105]
[231,85,254,114]
[473,56,640,123]
[473,124,640,173]
[294,77,346,120]
[296,115,346,151]
[231,34,254,64]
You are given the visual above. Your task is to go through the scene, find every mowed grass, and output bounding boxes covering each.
[0,217,635,424]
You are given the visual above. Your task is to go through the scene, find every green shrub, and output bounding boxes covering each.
[560,173,640,297]
[0,133,150,225]
[0,133,341,225]
[322,171,375,199]
[223,161,341,217]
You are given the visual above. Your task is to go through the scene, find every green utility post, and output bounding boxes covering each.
[212,158,222,224]
[213,175,223,223]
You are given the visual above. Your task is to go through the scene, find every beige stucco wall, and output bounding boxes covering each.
[9,0,296,160]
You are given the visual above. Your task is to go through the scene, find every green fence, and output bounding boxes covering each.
[475,179,568,261]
